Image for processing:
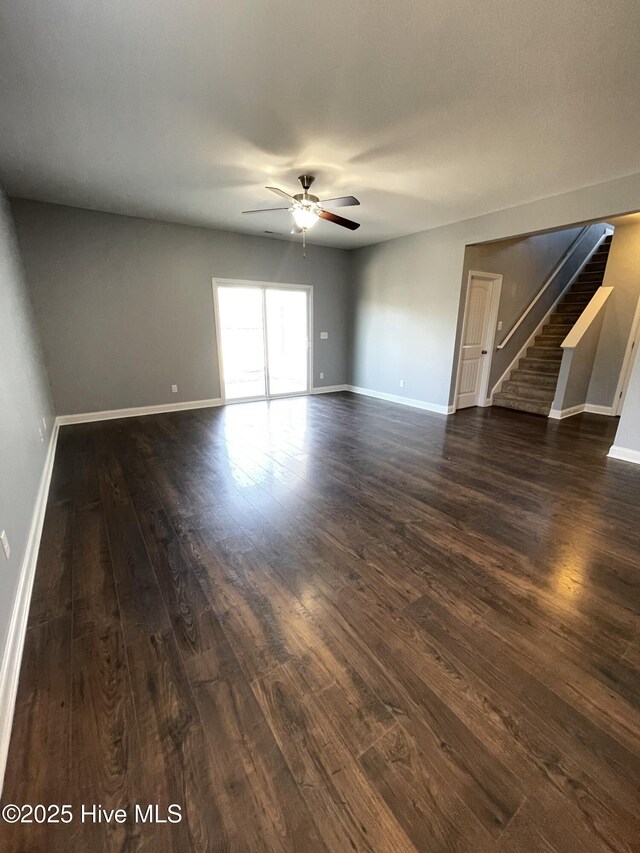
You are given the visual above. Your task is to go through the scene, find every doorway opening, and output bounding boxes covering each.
[213,280,311,402]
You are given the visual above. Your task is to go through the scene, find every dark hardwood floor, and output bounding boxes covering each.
[1,392,639,852]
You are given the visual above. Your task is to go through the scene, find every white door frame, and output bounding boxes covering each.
[212,278,313,404]
[614,292,640,415]
[453,270,503,412]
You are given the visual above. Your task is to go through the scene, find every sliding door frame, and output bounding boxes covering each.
[212,277,313,405]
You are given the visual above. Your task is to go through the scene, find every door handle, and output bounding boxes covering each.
[482,350,488,355]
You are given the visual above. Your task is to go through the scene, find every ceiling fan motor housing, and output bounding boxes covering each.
[293,192,319,204]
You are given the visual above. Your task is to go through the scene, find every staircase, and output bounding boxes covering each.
[493,234,613,416]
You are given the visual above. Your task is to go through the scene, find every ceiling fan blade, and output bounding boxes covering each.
[266,186,295,201]
[318,210,360,230]
[242,206,289,214]
[318,196,360,208]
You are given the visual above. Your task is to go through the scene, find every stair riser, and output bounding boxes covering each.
[527,347,562,360]
[569,283,599,293]
[576,272,605,282]
[548,315,576,326]
[510,371,558,388]
[556,304,586,315]
[538,328,570,338]
[535,338,565,348]
[493,394,551,416]
[563,294,593,304]
[519,359,562,374]
[502,382,555,401]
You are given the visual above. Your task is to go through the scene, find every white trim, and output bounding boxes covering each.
[608,445,640,465]
[614,294,640,415]
[497,226,591,350]
[549,403,617,419]
[548,404,586,419]
[453,271,503,412]
[584,403,617,416]
[212,277,313,404]
[56,397,224,425]
[0,423,59,795]
[347,385,453,415]
[490,228,612,400]
[311,385,348,394]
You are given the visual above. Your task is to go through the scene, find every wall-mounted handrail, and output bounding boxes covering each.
[496,225,591,350]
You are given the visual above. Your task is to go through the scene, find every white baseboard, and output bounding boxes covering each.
[311,385,348,394]
[549,404,585,419]
[584,403,617,416]
[0,422,59,796]
[608,445,640,465]
[56,397,224,425]
[346,385,453,415]
[550,402,618,420]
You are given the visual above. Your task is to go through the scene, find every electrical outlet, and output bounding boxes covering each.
[399,379,405,388]
[171,384,178,393]
[1,530,10,560]
[319,372,324,379]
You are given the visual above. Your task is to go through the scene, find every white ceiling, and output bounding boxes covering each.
[1,0,639,248]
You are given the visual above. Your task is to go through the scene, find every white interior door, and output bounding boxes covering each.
[216,283,310,402]
[456,274,500,409]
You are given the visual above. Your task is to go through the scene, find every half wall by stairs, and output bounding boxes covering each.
[493,234,613,415]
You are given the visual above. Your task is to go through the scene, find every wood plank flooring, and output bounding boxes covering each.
[1,392,639,852]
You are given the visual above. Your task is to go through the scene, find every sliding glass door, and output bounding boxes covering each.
[216,283,310,402]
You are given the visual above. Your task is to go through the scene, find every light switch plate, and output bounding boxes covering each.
[320,331,328,340]
[171,384,178,393]
[1,530,10,560]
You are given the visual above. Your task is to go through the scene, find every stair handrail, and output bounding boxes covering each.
[496,225,592,350]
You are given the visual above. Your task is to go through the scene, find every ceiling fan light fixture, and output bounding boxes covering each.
[292,203,319,230]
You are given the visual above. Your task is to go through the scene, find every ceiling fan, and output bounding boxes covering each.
[242,175,361,235]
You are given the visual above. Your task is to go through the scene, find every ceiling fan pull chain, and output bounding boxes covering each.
[303,228,306,259]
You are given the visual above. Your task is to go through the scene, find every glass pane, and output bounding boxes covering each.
[265,289,309,396]
[218,286,266,400]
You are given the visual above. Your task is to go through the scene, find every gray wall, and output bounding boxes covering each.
[11,200,351,415]
[588,218,640,408]
[0,192,54,666]
[349,171,640,409]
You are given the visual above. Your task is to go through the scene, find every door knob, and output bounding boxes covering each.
[482,350,488,355]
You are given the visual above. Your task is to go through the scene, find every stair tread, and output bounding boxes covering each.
[493,393,551,416]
